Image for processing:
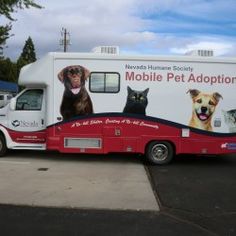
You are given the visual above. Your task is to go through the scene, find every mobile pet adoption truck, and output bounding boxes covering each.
[0,51,236,164]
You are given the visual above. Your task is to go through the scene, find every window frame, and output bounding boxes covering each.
[15,89,44,111]
[89,72,120,93]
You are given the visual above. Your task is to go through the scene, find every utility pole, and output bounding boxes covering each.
[60,28,70,52]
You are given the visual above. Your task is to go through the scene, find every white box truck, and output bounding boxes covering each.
[0,52,236,164]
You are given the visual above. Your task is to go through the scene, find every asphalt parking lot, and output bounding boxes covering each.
[147,154,236,236]
[0,151,236,236]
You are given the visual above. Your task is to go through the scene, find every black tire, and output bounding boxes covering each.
[146,141,174,165]
[0,134,7,157]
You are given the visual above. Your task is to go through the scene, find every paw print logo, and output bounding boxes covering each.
[12,120,20,127]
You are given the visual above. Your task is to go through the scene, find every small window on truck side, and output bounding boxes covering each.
[89,72,120,93]
[16,89,43,111]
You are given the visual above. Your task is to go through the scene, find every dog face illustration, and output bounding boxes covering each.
[58,65,93,120]
[188,89,223,131]
[58,65,90,96]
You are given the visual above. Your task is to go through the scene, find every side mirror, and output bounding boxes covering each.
[9,97,16,111]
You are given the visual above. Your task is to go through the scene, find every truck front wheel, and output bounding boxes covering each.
[146,141,174,165]
[0,134,7,157]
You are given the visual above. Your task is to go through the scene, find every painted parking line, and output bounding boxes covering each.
[0,160,30,165]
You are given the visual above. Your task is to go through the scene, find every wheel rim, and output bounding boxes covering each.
[151,144,168,161]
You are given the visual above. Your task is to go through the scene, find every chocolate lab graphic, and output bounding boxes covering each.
[187,89,222,131]
[58,65,93,120]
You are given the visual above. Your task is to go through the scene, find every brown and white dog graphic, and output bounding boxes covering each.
[58,65,93,120]
[187,89,222,131]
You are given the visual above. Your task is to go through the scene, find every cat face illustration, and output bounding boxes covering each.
[123,86,149,115]
[222,109,236,132]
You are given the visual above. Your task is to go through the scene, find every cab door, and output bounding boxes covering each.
[7,88,46,144]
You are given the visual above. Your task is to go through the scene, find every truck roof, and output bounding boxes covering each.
[49,52,236,62]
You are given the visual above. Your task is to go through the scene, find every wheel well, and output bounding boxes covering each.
[145,140,176,155]
[0,131,7,145]
[0,131,6,139]
[0,130,8,156]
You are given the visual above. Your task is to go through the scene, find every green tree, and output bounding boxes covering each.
[17,36,36,76]
[0,24,12,53]
[19,37,36,63]
[0,58,17,82]
[0,36,37,84]
[0,0,42,53]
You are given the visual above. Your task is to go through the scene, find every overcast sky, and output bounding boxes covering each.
[2,0,236,60]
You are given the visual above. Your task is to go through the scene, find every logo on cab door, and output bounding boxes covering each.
[12,120,39,128]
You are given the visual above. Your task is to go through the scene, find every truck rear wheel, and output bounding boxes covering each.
[146,141,174,165]
[0,134,7,157]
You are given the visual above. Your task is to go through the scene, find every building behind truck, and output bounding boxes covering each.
[0,49,236,164]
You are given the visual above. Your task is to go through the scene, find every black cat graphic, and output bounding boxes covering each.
[123,86,149,115]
